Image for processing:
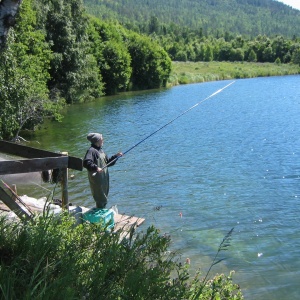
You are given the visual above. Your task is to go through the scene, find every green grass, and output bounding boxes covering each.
[168,61,300,86]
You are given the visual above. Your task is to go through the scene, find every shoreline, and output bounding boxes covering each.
[167,61,300,86]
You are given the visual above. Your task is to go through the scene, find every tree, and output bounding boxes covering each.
[0,0,23,47]
[232,35,245,48]
[262,46,274,62]
[0,0,63,140]
[87,18,132,95]
[275,57,281,64]
[230,48,244,62]
[219,42,232,61]
[248,49,257,62]
[100,40,132,94]
[271,35,289,62]
[167,41,182,60]
[186,43,196,61]
[148,15,160,34]
[175,50,187,61]
[42,0,103,103]
[204,44,214,61]
[291,47,300,65]
[128,33,172,89]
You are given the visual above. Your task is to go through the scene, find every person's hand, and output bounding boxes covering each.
[117,152,123,157]
[97,167,103,173]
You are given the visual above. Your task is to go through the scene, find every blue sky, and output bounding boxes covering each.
[276,0,300,10]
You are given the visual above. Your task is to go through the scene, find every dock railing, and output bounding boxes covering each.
[0,140,83,211]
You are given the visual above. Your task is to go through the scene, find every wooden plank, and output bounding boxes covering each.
[68,156,83,171]
[0,157,69,175]
[0,140,60,158]
[0,140,83,171]
[114,214,145,232]
[0,200,145,235]
[0,187,31,221]
[0,200,47,214]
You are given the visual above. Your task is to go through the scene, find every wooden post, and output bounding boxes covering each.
[61,152,69,211]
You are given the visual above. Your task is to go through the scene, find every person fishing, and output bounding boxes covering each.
[83,133,122,209]
[83,82,234,208]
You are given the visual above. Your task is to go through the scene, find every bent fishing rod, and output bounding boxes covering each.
[93,80,235,176]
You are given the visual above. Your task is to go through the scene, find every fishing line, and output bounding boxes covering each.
[93,81,235,175]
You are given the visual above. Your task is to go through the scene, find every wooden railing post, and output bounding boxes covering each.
[61,152,69,211]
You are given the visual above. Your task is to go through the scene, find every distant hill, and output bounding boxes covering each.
[83,0,300,38]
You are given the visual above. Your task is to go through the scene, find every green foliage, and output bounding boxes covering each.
[248,49,257,62]
[169,61,300,86]
[0,0,173,138]
[159,33,300,65]
[188,228,243,300]
[275,57,281,65]
[83,0,300,38]
[83,0,300,66]
[40,0,104,103]
[87,18,172,91]
[3,0,299,140]
[0,214,243,299]
[292,47,300,65]
[0,0,64,140]
[87,18,132,94]
[128,33,172,89]
[100,40,132,94]
[190,271,243,300]
[0,43,24,140]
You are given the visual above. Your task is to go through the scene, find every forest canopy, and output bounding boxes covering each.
[1,0,300,141]
[83,0,300,64]
[0,0,171,140]
[83,0,300,38]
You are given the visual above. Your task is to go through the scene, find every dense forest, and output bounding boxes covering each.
[1,0,300,141]
[83,0,300,38]
[83,0,300,65]
[0,0,171,140]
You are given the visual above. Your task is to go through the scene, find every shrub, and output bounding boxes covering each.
[0,214,243,299]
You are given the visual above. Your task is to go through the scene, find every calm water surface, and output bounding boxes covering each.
[13,76,300,299]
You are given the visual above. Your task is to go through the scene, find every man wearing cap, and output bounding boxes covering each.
[83,133,122,208]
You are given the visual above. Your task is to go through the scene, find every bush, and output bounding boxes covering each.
[0,213,243,299]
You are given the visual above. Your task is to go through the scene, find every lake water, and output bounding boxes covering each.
[9,75,300,299]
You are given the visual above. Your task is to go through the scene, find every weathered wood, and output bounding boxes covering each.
[0,140,57,158]
[11,184,17,201]
[68,156,83,171]
[0,140,83,171]
[0,157,69,175]
[114,214,145,232]
[0,186,31,221]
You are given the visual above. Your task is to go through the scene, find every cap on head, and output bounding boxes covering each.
[87,133,103,144]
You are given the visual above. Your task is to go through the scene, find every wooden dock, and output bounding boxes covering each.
[0,196,145,233]
[0,140,145,232]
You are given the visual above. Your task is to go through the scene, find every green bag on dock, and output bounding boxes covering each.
[82,208,114,230]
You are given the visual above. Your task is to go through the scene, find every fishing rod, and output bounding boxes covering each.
[93,80,235,175]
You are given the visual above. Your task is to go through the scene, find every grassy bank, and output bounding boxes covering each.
[0,213,243,299]
[168,61,300,86]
